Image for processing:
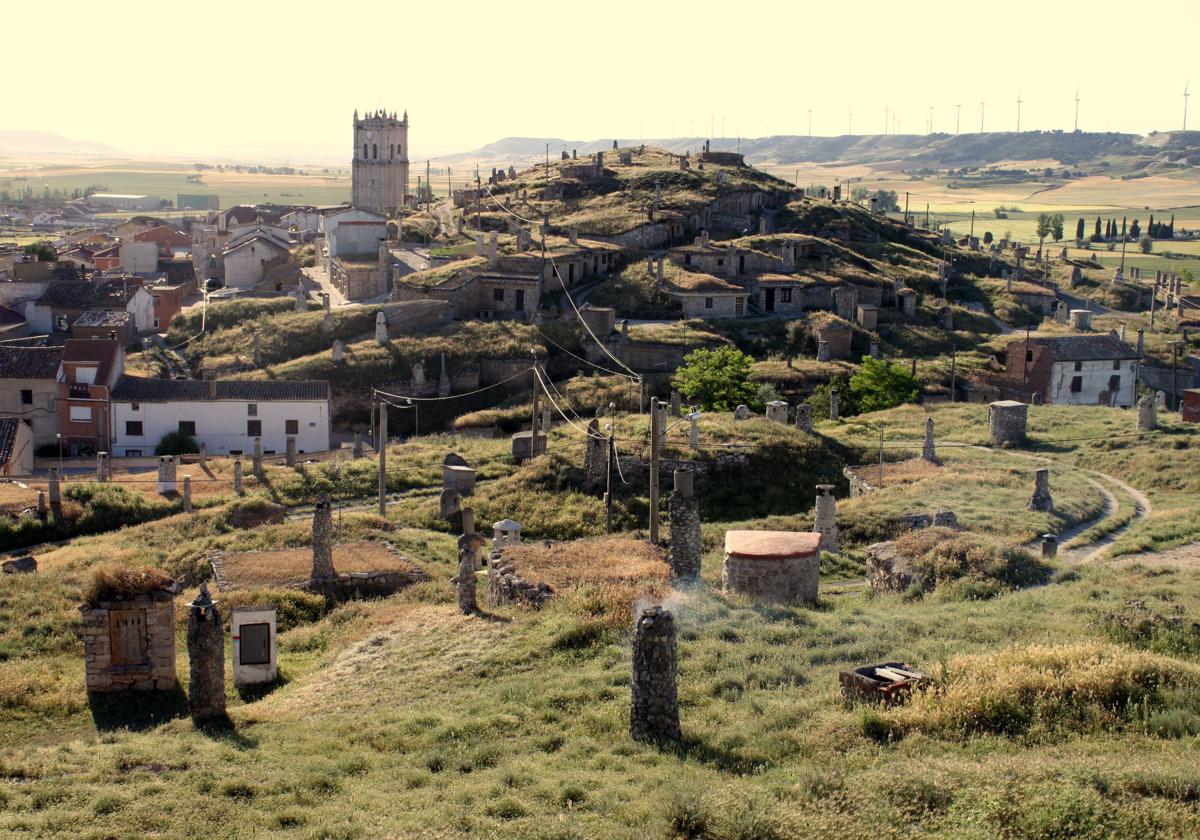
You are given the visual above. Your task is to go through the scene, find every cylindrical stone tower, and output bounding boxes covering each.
[311,495,336,579]
[814,484,838,552]
[668,470,701,582]
[630,606,680,744]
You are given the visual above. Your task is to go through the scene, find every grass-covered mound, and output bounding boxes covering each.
[888,526,1052,599]
[82,565,174,604]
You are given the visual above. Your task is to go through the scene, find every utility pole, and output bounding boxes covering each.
[878,427,884,488]
[904,192,910,225]
[604,425,615,533]
[807,108,812,138]
[950,342,958,402]
[1172,342,1181,411]
[649,397,661,543]
[530,363,541,460]
[1016,91,1023,133]
[1074,87,1081,132]
[474,174,481,231]
[1119,216,1128,273]
[969,209,976,242]
[378,401,387,516]
[925,203,930,230]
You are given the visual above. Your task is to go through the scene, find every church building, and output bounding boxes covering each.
[351,110,410,216]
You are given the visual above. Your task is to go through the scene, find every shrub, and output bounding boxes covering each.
[83,565,174,604]
[673,346,756,411]
[894,527,1051,594]
[154,429,198,456]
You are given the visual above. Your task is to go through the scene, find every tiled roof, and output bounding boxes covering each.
[0,346,62,379]
[111,375,330,403]
[62,338,120,384]
[1019,335,1140,362]
[0,418,16,466]
[73,310,132,328]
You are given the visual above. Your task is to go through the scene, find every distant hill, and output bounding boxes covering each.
[446,130,1200,171]
[0,130,124,158]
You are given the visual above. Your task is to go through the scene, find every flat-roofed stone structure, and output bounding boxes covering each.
[81,582,177,693]
[988,400,1028,447]
[722,530,822,604]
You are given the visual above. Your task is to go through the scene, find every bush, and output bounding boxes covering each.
[895,527,1051,594]
[155,429,198,456]
[848,357,920,413]
[673,347,756,412]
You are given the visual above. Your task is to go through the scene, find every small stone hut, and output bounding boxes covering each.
[722,530,822,604]
[80,572,177,693]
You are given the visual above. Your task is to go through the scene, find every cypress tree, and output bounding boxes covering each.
[1169,214,1175,237]
[1076,217,1085,241]
[1094,217,1102,239]
[1149,214,1155,238]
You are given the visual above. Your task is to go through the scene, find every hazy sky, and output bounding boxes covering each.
[8,0,1198,162]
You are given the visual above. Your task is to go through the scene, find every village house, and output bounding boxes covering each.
[30,279,156,335]
[56,337,124,455]
[132,225,191,258]
[109,377,331,456]
[70,310,135,343]
[1004,334,1140,407]
[0,416,35,476]
[220,227,293,291]
[0,304,29,339]
[0,344,63,445]
[319,207,390,301]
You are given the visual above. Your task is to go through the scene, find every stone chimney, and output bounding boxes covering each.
[186,583,226,722]
[630,606,680,744]
[311,494,336,579]
[285,436,297,468]
[252,438,263,476]
[921,418,938,464]
[233,459,243,495]
[375,311,388,345]
[814,485,838,551]
[488,231,498,267]
[668,471,701,581]
[1027,469,1053,512]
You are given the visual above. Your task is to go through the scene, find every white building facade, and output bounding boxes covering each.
[109,377,331,456]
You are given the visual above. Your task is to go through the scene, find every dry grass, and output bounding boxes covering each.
[219,542,423,589]
[504,537,670,619]
[0,480,39,514]
[881,642,1200,739]
[82,565,174,604]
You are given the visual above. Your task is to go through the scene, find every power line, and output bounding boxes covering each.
[373,366,532,403]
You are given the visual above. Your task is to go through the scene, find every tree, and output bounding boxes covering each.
[155,430,199,456]
[1076,217,1086,242]
[672,347,756,412]
[22,242,54,262]
[983,231,994,244]
[1050,213,1065,242]
[1094,216,1103,240]
[1036,212,1054,248]
[1169,214,1175,238]
[848,358,920,414]
[1139,236,1153,254]
[1130,219,1141,239]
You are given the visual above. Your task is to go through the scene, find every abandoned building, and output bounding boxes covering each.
[1004,334,1139,407]
[81,577,177,693]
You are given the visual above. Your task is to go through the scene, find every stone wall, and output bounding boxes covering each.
[487,547,555,608]
[81,591,177,693]
[722,551,819,604]
[304,569,429,600]
[629,606,680,744]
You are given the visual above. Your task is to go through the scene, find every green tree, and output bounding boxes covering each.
[1075,217,1085,242]
[22,242,54,262]
[1139,236,1153,254]
[1130,219,1141,239]
[1093,216,1103,240]
[1050,213,1065,242]
[154,430,199,456]
[671,346,756,412]
[847,357,920,414]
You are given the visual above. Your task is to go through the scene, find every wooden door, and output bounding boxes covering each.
[109,609,148,665]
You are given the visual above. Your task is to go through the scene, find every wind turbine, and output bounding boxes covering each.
[884,102,889,135]
[1185,80,1191,132]
[1016,91,1023,132]
[956,102,961,135]
[848,107,853,136]
[807,107,812,137]
[1073,86,1080,132]
[928,106,934,135]
[979,101,986,133]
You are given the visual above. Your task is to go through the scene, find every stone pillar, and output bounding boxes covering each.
[186,583,226,722]
[475,232,484,256]
[375,311,388,345]
[988,401,1028,447]
[829,389,839,422]
[322,292,331,312]
[96,451,109,482]
[252,438,263,476]
[323,311,336,334]
[668,471,701,582]
[488,231,498,267]
[353,432,364,459]
[689,412,699,449]
[629,606,680,745]
[311,494,335,579]
[182,476,192,513]
[1041,534,1058,559]
[332,340,344,363]
[765,401,789,425]
[157,455,178,495]
[921,417,938,463]
[285,436,297,467]
[36,490,47,521]
[816,340,830,362]
[1156,391,1167,411]
[199,443,206,470]
[656,256,665,288]
[814,485,838,551]
[795,403,812,433]
[542,406,552,433]
[456,532,478,615]
[1136,394,1157,432]
[48,468,61,508]
[1027,468,1053,512]
[670,391,681,418]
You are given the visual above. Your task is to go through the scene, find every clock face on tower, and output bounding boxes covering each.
[366,131,374,140]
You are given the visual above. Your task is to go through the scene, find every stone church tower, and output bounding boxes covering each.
[351,109,409,216]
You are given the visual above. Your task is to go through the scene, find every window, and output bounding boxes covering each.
[1070,376,1083,393]
[109,609,148,666]
[717,258,725,267]
[363,143,368,159]
[704,297,714,310]
[69,405,92,423]
[239,623,271,665]
[1026,350,1034,362]
[247,419,262,437]
[125,421,143,436]
[55,315,68,332]
[780,288,793,304]
[493,288,505,302]
[1112,360,1121,371]
[372,143,377,159]
[247,403,258,417]
[131,402,139,411]
[684,255,691,266]
[75,366,97,385]
[1073,361,1082,372]
[735,297,745,316]
[178,421,196,437]
[19,389,32,405]
[285,419,299,435]
[1108,375,1121,392]
[125,449,141,457]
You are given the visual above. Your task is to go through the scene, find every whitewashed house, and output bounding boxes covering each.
[109,377,331,456]
[1005,335,1140,407]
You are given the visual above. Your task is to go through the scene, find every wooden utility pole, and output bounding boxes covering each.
[878,427,885,488]
[649,397,661,543]
[378,401,388,516]
[530,364,541,459]
[604,429,615,534]
[950,342,958,403]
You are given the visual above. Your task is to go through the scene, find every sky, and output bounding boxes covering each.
[6,0,1199,163]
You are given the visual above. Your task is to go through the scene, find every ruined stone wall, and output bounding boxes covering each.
[487,547,555,608]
